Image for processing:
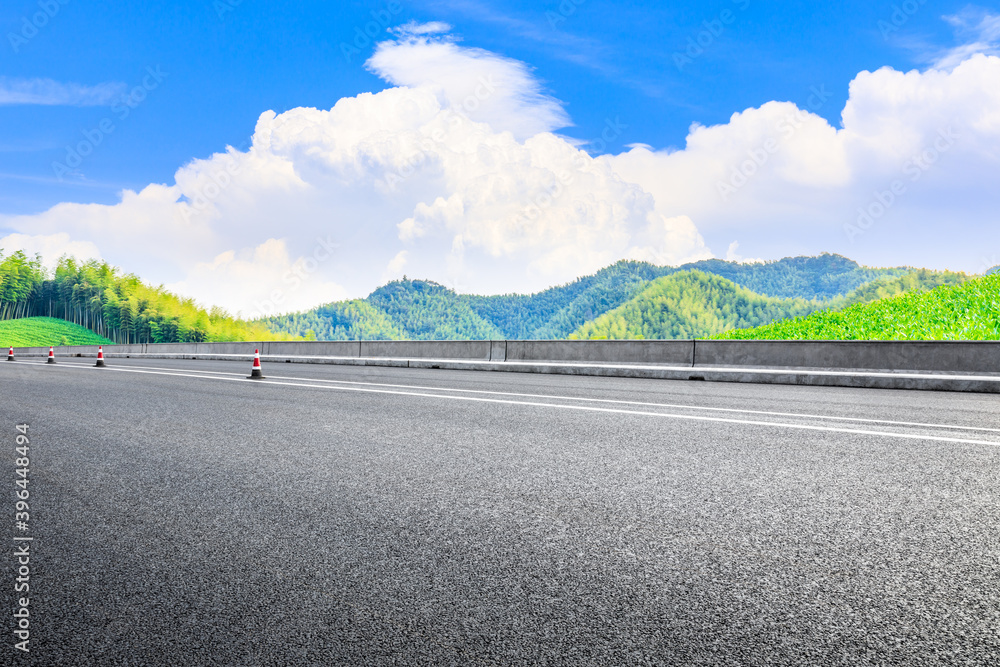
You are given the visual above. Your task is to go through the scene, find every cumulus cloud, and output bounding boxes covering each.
[0,77,126,106]
[608,54,1000,270]
[165,239,347,318]
[366,27,571,139]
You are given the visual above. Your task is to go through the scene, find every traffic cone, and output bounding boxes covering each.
[247,348,264,379]
[95,346,107,368]
[6,347,13,362]
[47,346,56,364]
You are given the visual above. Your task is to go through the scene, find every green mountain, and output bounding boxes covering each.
[714,273,999,340]
[264,254,924,341]
[367,280,502,340]
[464,260,665,339]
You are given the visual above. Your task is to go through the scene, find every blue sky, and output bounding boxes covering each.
[1,0,999,313]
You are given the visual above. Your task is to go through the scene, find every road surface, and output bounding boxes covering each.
[2,357,999,665]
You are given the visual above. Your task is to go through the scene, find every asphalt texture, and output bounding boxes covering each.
[1,357,999,666]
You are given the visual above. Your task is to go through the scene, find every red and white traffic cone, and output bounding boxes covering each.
[47,346,56,364]
[247,348,265,379]
[6,347,13,362]
[95,345,107,368]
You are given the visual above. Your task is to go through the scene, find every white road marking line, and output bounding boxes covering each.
[44,359,1000,436]
[27,361,1000,448]
[24,351,1000,382]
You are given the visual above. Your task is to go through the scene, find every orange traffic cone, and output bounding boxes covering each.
[248,348,264,379]
[47,346,56,364]
[6,347,13,362]
[95,345,107,368]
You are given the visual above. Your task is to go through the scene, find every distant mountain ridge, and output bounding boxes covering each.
[263,253,959,341]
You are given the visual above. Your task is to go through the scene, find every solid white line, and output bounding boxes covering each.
[29,351,1000,383]
[46,359,1000,436]
[29,361,1000,448]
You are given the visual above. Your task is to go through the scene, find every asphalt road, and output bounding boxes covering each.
[2,356,999,666]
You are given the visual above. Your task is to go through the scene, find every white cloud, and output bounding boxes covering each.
[0,232,102,269]
[366,27,571,140]
[724,241,764,264]
[608,54,1000,271]
[383,250,409,282]
[0,78,126,106]
[389,21,452,37]
[165,239,347,318]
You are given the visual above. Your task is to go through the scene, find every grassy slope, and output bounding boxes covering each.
[0,317,114,347]
[715,274,1000,340]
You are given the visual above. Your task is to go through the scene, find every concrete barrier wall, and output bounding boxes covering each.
[506,340,695,366]
[10,339,1000,374]
[264,341,361,357]
[694,340,1000,373]
[360,340,492,360]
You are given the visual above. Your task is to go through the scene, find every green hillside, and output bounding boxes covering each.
[368,279,503,340]
[0,317,113,347]
[568,271,818,340]
[715,274,1000,340]
[264,253,918,341]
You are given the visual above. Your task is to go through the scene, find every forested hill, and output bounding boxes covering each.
[0,250,289,343]
[262,254,936,341]
[568,268,969,340]
[568,271,817,340]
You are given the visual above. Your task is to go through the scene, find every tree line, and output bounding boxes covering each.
[0,250,288,343]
